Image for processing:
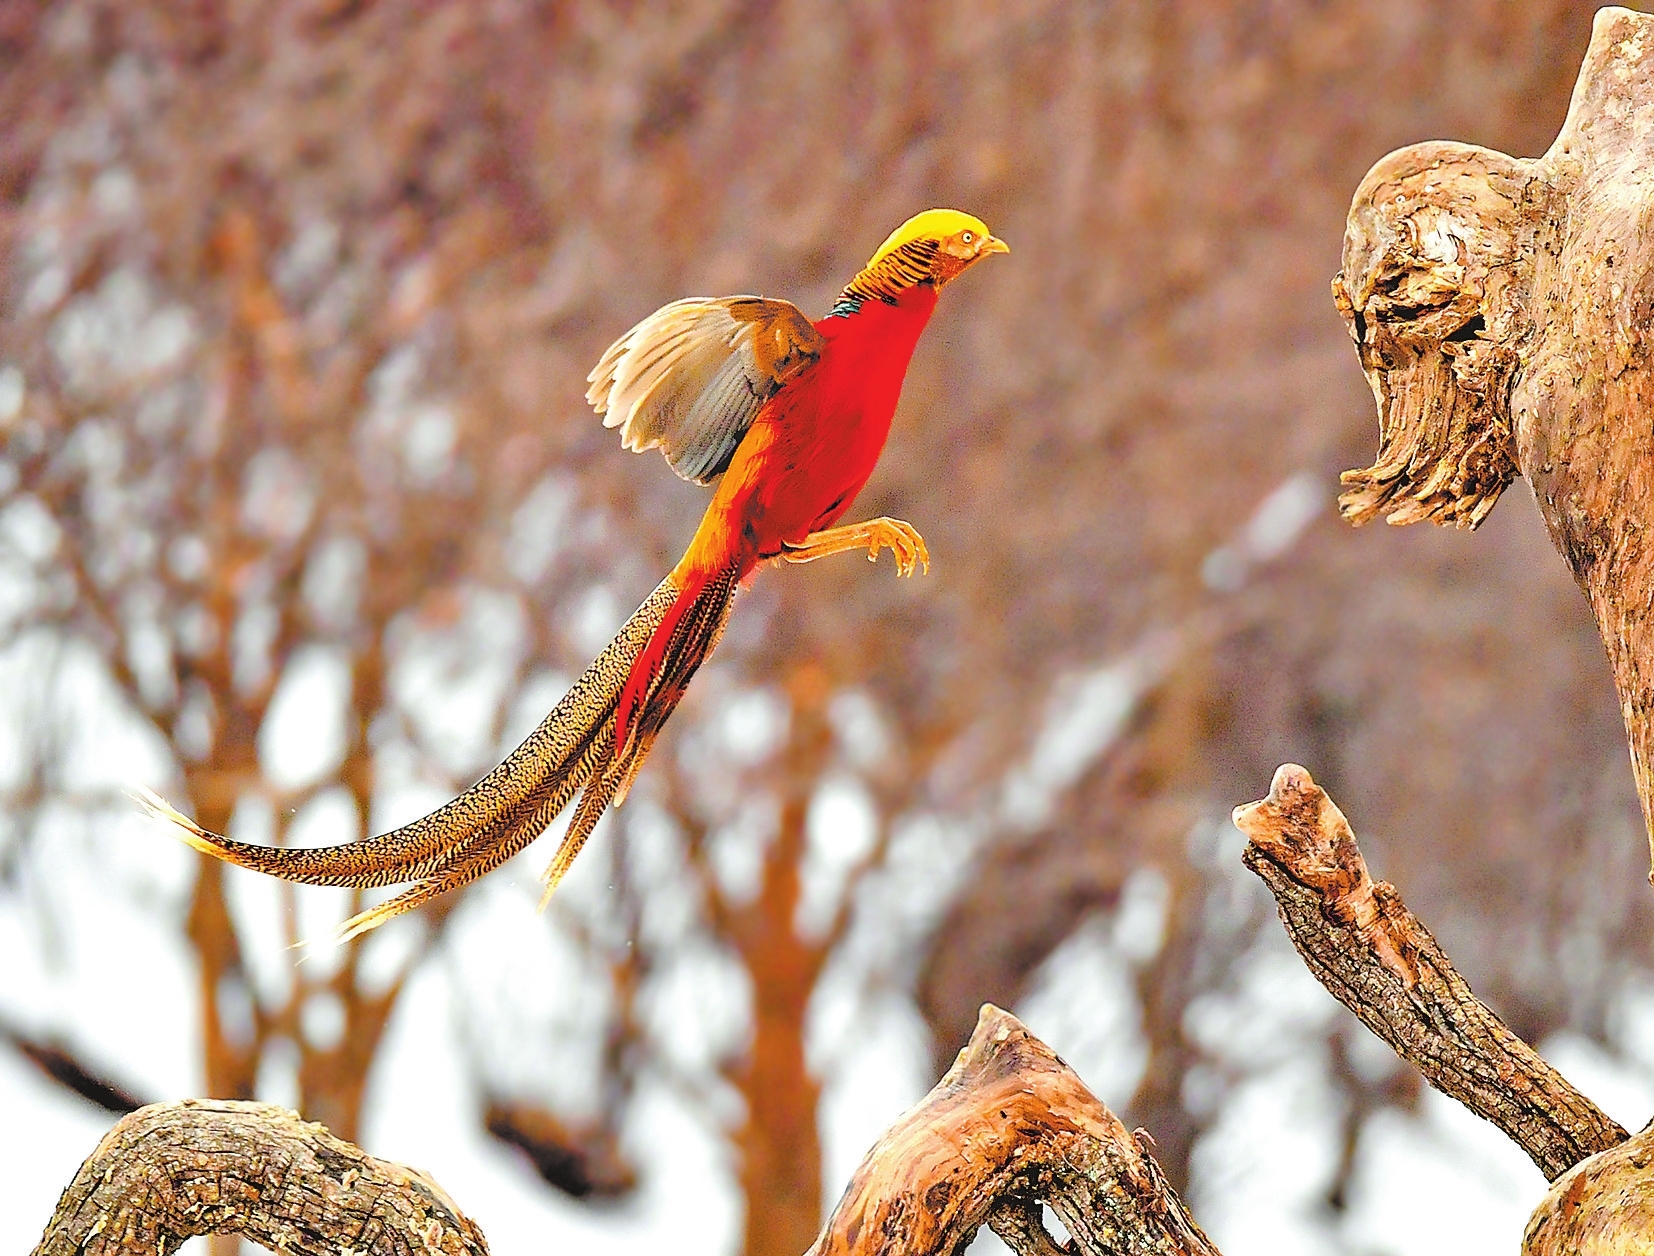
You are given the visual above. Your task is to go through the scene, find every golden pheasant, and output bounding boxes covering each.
[140,209,1008,938]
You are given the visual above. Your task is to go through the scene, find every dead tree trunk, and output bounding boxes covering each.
[1334,4,1654,876]
[1272,13,1654,1242]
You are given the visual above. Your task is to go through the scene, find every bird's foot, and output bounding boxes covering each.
[781,517,930,577]
[860,517,929,577]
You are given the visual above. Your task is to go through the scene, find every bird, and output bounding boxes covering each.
[138,208,1008,940]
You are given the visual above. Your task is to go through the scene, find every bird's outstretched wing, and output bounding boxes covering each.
[586,296,824,484]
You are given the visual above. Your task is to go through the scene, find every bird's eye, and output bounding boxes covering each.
[962,231,974,243]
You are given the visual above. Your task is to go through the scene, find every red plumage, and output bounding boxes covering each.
[615,286,940,755]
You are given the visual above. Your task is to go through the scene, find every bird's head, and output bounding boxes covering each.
[835,209,1008,313]
[867,209,1010,287]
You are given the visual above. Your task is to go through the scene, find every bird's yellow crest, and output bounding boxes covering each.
[866,209,994,268]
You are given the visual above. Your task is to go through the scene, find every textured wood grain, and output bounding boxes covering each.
[1237,764,1627,1182]
[1336,5,1654,876]
[808,1005,1219,1256]
[31,1100,487,1256]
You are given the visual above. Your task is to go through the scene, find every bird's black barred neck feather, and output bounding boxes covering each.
[827,239,940,319]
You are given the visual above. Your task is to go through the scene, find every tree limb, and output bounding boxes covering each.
[1235,762,1626,1181]
[0,1018,147,1114]
[31,1099,488,1256]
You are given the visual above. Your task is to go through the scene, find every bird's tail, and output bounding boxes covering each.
[136,569,738,939]
[538,563,740,904]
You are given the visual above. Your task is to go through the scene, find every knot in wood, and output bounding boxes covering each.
[1334,141,1529,530]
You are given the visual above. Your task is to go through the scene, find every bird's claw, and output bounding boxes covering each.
[779,517,930,576]
[865,518,930,578]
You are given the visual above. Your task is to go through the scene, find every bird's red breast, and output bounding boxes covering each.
[672,283,940,587]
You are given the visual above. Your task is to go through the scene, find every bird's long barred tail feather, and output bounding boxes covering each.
[334,733,614,942]
[137,571,735,936]
[537,565,740,907]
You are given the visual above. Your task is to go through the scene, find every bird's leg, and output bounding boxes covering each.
[780,517,930,577]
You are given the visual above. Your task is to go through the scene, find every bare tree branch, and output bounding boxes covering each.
[0,1020,148,1115]
[1236,763,1626,1181]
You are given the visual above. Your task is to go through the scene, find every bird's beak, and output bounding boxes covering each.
[980,235,1010,256]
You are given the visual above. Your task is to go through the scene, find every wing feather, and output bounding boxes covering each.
[586,296,824,485]
[673,353,752,482]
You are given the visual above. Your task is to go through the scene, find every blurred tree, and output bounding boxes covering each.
[2,3,1650,1255]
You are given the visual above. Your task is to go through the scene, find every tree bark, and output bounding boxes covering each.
[1235,763,1626,1181]
[31,1099,488,1256]
[1334,4,1654,878]
[809,1004,1219,1256]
